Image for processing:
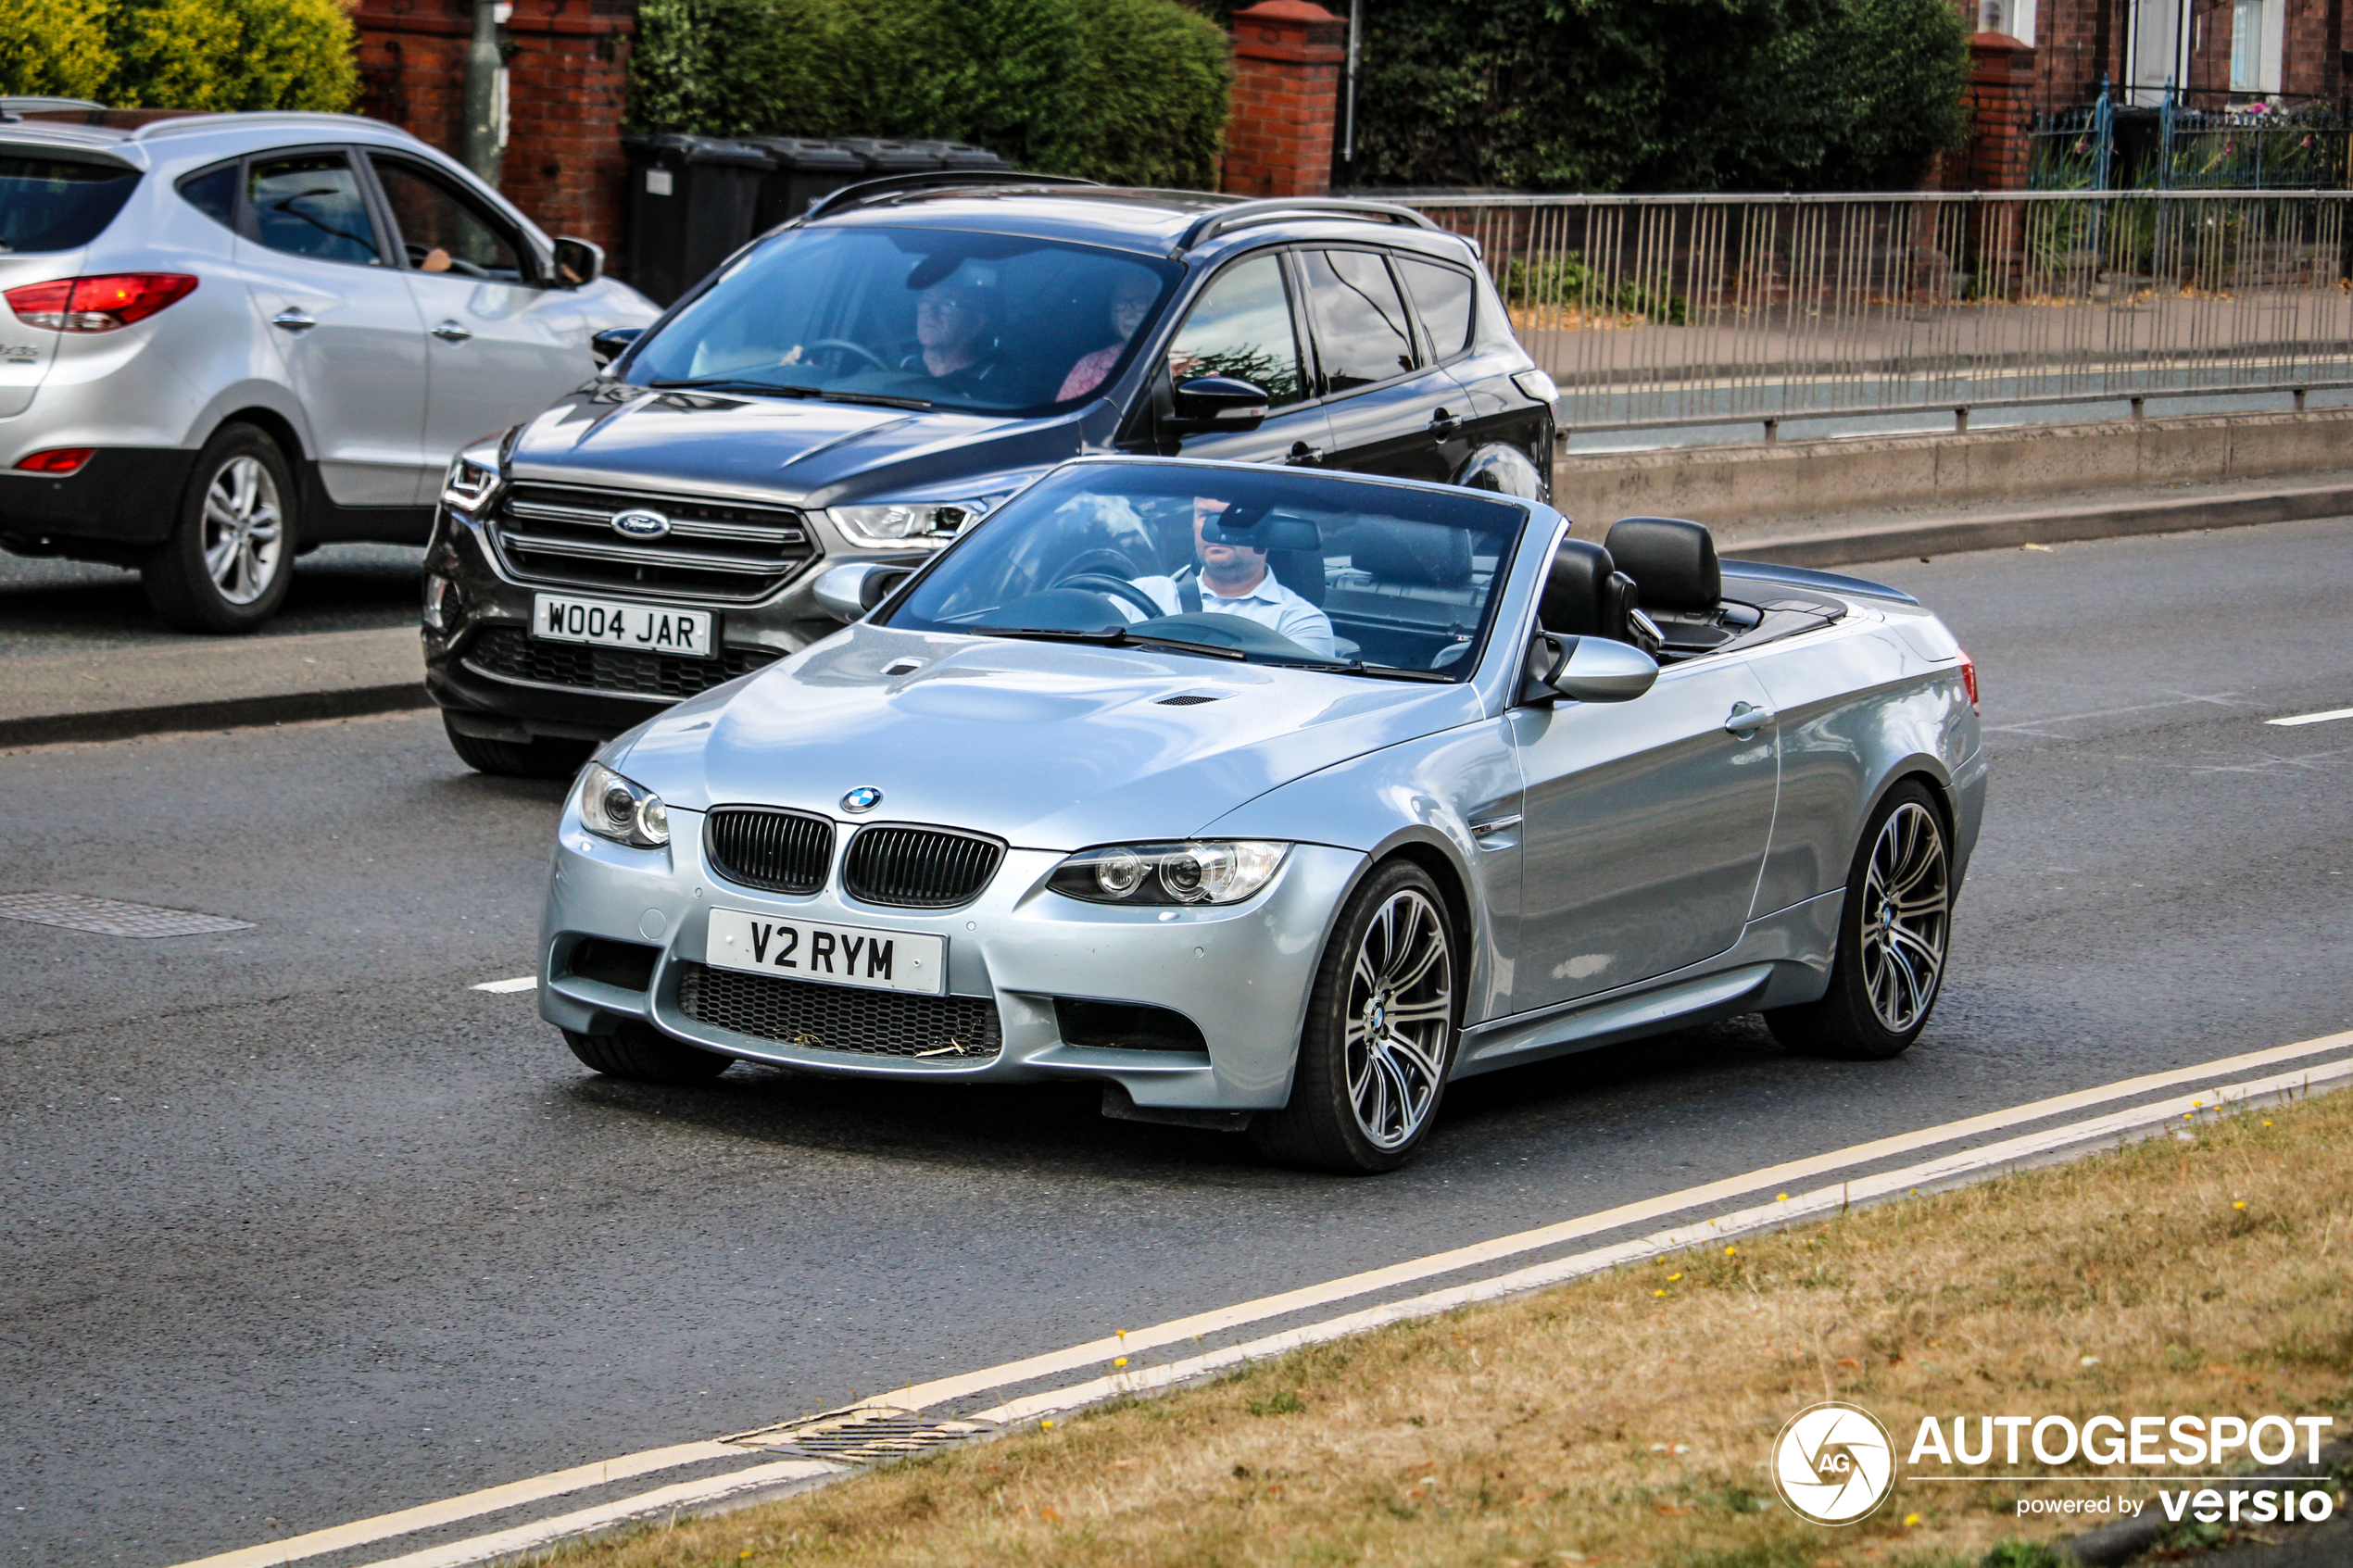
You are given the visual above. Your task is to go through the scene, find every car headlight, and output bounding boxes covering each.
[576,762,670,848]
[828,495,1003,546]
[441,438,503,511]
[1048,840,1289,906]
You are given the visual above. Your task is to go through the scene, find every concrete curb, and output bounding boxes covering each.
[1725,482,2353,569]
[2062,1440,2350,1565]
[0,625,429,749]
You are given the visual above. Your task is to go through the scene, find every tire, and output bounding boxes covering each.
[562,1022,732,1085]
[142,424,298,633]
[1766,781,1953,1061]
[1252,860,1460,1174]
[443,713,595,780]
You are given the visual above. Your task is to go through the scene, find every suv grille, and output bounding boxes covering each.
[706,807,834,895]
[677,964,1002,1061]
[844,826,1005,909]
[489,482,819,602]
[462,628,779,701]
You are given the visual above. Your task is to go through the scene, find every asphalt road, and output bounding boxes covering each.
[4,518,2350,1566]
[0,545,422,658]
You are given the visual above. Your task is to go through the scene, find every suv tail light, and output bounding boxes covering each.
[6,273,198,332]
[1957,648,1980,712]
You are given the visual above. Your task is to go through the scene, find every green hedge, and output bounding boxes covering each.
[0,0,357,114]
[631,0,1231,191]
[1343,0,1969,194]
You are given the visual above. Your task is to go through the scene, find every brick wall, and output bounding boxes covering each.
[1221,0,1346,198]
[2017,0,2347,109]
[353,0,638,276]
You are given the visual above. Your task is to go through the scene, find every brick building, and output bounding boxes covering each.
[1975,0,2347,110]
[354,0,638,270]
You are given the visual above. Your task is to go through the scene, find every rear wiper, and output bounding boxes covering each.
[984,626,1247,661]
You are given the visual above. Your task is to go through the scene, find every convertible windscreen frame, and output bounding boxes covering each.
[874,462,1534,682]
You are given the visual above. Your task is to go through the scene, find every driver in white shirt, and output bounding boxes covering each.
[1120,497,1339,659]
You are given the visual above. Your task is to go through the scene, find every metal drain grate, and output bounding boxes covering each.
[727,1405,1000,1463]
[0,892,255,938]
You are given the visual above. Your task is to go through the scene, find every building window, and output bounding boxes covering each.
[2232,0,2264,90]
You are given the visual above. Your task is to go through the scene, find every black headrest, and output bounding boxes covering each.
[1540,538,1635,640]
[1604,516,1719,611]
[1345,519,1471,587]
[1265,547,1327,606]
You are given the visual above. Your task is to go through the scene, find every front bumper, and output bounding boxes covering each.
[537,805,1365,1110]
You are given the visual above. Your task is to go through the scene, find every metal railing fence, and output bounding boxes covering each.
[1397,191,2353,436]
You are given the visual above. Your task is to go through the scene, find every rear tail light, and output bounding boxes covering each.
[1957,649,1980,712]
[6,273,198,332]
[15,447,94,473]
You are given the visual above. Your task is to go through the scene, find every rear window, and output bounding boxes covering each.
[0,157,139,253]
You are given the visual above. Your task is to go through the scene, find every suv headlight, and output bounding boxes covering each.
[829,495,1003,546]
[1048,840,1289,907]
[576,762,670,848]
[442,438,503,511]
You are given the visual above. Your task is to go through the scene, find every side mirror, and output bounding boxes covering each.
[1170,375,1269,432]
[552,235,605,289]
[812,561,912,621]
[1524,633,1658,705]
[589,325,643,370]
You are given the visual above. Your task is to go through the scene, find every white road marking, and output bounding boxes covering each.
[2267,706,2353,727]
[168,1027,2353,1568]
[1984,690,2246,737]
[359,1460,842,1568]
[170,1443,741,1568]
[972,1053,2353,1425]
[470,976,536,994]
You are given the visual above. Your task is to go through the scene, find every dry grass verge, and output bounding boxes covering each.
[556,1087,2353,1568]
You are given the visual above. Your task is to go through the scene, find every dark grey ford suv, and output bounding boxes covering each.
[422,176,1558,775]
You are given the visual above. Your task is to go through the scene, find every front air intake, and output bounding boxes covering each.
[842,825,1006,909]
[705,807,834,895]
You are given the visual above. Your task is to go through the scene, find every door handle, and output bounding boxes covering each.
[1724,701,1776,736]
[431,320,472,343]
[1428,406,1459,435]
[270,309,316,332]
[1285,441,1324,466]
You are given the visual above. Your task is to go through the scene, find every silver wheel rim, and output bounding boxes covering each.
[1343,888,1453,1151]
[1859,801,1949,1034]
[201,455,284,606]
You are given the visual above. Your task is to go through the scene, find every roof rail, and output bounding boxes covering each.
[131,110,415,142]
[1172,197,1440,255]
[801,169,1103,221]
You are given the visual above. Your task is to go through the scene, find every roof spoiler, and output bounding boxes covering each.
[801,169,1103,222]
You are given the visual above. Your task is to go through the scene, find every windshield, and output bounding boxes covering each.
[623,225,1179,417]
[0,157,138,252]
[882,463,1529,678]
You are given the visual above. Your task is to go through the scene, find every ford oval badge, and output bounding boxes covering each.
[841,786,883,814]
[610,508,671,540]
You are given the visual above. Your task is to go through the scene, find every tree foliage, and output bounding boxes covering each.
[631,0,1231,190]
[1343,0,1969,193]
[0,0,358,114]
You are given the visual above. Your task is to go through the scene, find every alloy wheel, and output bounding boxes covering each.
[1343,887,1453,1150]
[1858,800,1949,1034]
[200,455,285,606]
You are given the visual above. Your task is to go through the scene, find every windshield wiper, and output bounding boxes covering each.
[644,375,932,410]
[1268,659,1456,683]
[983,626,1247,661]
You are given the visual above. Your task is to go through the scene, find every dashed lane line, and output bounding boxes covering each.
[2268,706,2353,727]
[470,976,536,994]
[168,1027,2353,1568]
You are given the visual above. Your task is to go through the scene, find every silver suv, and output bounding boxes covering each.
[0,106,657,631]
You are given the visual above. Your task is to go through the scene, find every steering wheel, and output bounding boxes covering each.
[805,337,891,373]
[1050,571,1164,621]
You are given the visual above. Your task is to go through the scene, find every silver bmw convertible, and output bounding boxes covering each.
[535,457,1984,1173]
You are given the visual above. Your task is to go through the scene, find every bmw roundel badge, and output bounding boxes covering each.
[610,508,672,540]
[841,786,883,814]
